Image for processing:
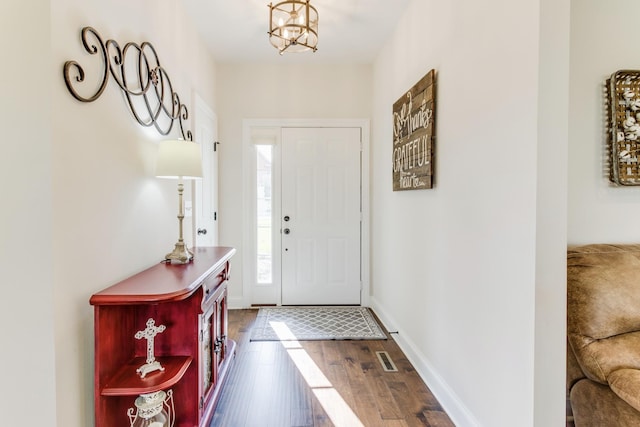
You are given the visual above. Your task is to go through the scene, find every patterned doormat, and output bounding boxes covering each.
[250,306,387,341]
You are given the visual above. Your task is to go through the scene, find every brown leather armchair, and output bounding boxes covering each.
[567,244,640,426]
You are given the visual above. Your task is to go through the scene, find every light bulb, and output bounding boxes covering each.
[278,18,284,27]
[284,29,289,38]
[299,14,305,25]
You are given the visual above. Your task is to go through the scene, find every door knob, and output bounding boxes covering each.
[197,228,208,235]
[283,228,290,235]
[284,215,290,222]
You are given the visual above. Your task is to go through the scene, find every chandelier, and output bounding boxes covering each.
[268,1,318,54]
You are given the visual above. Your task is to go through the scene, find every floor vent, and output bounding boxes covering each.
[376,351,398,372]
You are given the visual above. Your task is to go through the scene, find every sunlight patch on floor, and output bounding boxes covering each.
[269,321,365,427]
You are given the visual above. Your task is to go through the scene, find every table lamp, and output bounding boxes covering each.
[155,139,202,263]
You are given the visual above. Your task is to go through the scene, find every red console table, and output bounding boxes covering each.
[90,246,236,427]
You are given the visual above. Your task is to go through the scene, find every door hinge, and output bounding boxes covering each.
[214,211,217,221]
[213,141,220,152]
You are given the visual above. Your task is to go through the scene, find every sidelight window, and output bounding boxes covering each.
[256,145,273,284]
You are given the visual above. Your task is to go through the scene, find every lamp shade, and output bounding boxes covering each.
[155,139,202,179]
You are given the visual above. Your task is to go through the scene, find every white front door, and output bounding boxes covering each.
[281,127,362,305]
[194,97,218,247]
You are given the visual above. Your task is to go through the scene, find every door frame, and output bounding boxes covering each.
[241,118,371,308]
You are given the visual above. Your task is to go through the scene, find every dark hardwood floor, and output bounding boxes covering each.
[211,309,455,427]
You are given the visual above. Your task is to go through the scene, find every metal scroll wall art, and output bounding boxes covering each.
[63,26,192,141]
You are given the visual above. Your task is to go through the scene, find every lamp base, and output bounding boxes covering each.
[164,241,194,264]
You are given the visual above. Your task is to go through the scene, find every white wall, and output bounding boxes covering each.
[370,0,568,426]
[215,63,372,306]
[535,0,570,425]
[0,2,57,426]
[568,0,640,244]
[49,1,218,426]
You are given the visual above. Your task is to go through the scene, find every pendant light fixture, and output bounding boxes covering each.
[268,0,318,54]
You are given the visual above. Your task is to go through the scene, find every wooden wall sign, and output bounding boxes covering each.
[392,69,436,191]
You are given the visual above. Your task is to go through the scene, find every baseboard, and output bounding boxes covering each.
[370,297,481,427]
[228,296,248,310]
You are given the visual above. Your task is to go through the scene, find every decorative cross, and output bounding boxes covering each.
[134,318,166,378]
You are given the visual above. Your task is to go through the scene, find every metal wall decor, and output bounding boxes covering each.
[607,70,640,185]
[63,27,192,140]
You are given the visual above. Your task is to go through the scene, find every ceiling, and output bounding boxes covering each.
[182,0,411,64]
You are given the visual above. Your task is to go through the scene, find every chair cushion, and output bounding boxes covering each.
[571,378,640,426]
[609,369,640,412]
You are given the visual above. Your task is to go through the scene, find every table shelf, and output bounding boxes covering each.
[101,356,192,396]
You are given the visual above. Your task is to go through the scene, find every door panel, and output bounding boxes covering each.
[194,98,218,247]
[281,127,361,305]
